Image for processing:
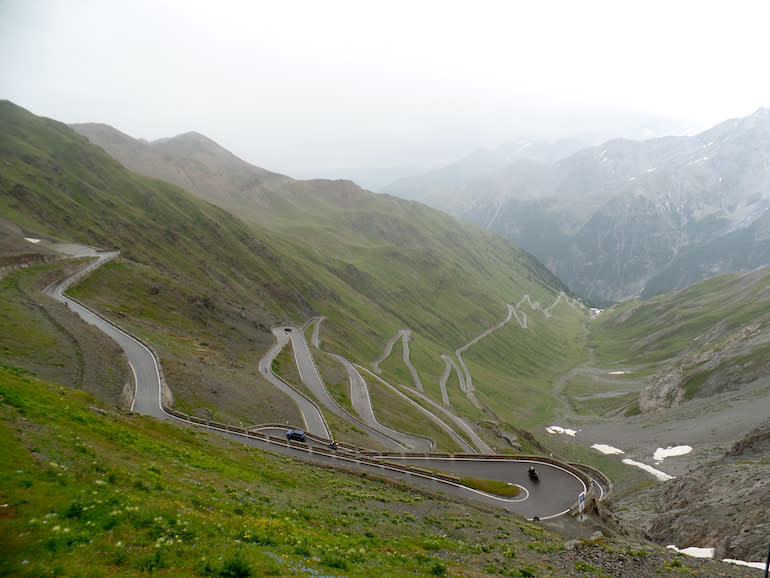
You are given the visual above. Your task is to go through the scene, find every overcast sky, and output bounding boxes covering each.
[2,0,770,187]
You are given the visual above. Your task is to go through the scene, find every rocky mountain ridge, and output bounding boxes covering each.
[71,123,290,202]
[386,108,770,305]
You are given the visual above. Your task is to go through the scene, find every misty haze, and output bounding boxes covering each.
[1,1,769,576]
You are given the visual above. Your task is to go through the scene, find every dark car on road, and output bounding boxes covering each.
[286,429,306,442]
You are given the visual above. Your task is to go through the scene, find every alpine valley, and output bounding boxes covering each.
[1,100,768,576]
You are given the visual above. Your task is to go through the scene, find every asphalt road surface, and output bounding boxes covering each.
[381,455,586,520]
[258,327,330,437]
[42,249,165,419]
[43,245,592,520]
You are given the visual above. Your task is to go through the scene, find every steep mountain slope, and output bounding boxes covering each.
[71,114,587,431]
[6,102,770,566]
[71,123,291,201]
[609,422,770,566]
[645,423,770,563]
[1,101,335,428]
[554,269,770,567]
[387,109,770,305]
[583,268,770,415]
[2,101,577,439]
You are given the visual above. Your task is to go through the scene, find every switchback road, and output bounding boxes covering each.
[42,243,596,520]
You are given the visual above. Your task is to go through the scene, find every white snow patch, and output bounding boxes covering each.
[647,167,657,172]
[667,546,767,570]
[591,444,624,455]
[653,445,692,463]
[722,559,768,570]
[24,237,41,244]
[667,545,714,558]
[622,458,674,481]
[608,370,629,375]
[545,426,578,436]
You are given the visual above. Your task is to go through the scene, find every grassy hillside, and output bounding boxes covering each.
[1,363,759,577]
[0,363,542,576]
[2,101,585,440]
[564,268,770,416]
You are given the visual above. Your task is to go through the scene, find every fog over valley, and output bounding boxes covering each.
[2,1,770,188]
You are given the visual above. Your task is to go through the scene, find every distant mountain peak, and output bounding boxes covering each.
[152,131,227,154]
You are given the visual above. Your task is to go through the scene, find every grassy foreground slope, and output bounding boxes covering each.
[2,101,585,438]
[1,363,758,577]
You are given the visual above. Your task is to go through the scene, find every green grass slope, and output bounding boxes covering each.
[1,364,757,577]
[577,268,770,415]
[2,100,584,437]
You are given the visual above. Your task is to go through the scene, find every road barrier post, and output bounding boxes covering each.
[578,491,585,521]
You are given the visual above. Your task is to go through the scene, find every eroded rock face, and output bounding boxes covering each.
[645,424,770,562]
[638,369,685,413]
[637,320,768,413]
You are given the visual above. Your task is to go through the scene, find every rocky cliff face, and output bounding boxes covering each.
[644,423,770,562]
[389,109,770,305]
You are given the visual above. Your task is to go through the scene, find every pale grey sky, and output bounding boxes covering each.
[2,0,769,187]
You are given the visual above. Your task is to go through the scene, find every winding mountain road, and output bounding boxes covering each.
[41,243,595,521]
[280,326,417,449]
[42,246,165,419]
[329,352,433,451]
[258,327,330,438]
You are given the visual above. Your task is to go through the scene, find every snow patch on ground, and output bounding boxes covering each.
[622,458,674,481]
[591,444,624,455]
[608,370,630,375]
[24,237,41,244]
[722,558,768,570]
[668,545,767,570]
[667,545,714,558]
[545,426,578,436]
[653,445,692,463]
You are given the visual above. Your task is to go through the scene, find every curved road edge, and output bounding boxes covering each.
[40,246,603,521]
